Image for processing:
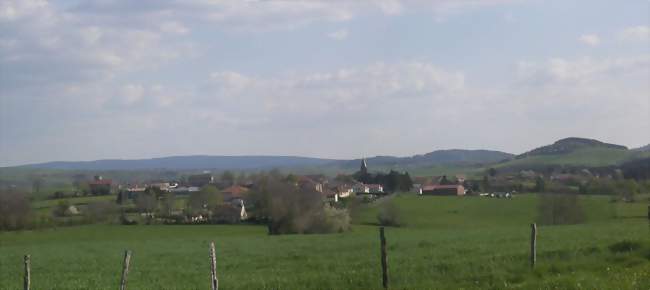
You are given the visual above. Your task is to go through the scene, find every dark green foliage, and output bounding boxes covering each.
[52,199,70,217]
[622,157,650,180]
[135,189,158,213]
[534,176,546,192]
[248,176,349,234]
[354,170,412,193]
[536,193,586,225]
[377,200,405,227]
[187,185,223,215]
[608,240,643,253]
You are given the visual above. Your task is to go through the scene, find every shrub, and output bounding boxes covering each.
[249,176,350,235]
[377,200,405,227]
[608,240,642,253]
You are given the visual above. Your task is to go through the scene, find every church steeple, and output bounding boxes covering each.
[360,158,368,175]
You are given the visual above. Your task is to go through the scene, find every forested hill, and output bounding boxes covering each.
[517,137,627,158]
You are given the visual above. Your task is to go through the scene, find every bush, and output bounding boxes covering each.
[608,240,642,253]
[377,200,404,227]
[52,200,71,217]
[210,204,242,224]
[249,176,350,235]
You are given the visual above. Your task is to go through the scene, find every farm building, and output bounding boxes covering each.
[421,184,465,196]
[89,175,112,195]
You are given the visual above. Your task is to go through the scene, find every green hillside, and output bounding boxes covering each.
[496,147,650,170]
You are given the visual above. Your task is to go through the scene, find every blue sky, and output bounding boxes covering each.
[0,0,648,166]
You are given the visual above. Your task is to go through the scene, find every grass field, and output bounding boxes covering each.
[1,194,649,289]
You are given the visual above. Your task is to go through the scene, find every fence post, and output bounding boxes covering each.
[379,227,388,289]
[23,255,30,290]
[120,250,132,290]
[647,205,649,221]
[210,242,218,290]
[530,223,537,268]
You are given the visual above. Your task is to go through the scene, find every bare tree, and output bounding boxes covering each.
[0,190,32,230]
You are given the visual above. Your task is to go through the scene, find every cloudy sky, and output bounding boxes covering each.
[0,0,648,166]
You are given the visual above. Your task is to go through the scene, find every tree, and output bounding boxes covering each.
[188,185,223,215]
[439,175,452,185]
[53,200,71,217]
[30,175,44,195]
[534,176,546,192]
[221,171,235,187]
[618,179,639,201]
[135,190,158,213]
[160,192,176,216]
[248,176,349,235]
[488,167,497,177]
[377,200,404,227]
[481,175,490,192]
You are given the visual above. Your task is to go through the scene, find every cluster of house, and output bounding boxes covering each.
[110,164,387,221]
[120,173,251,221]
[293,174,385,202]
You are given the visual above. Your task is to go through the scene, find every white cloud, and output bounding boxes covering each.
[159,21,189,35]
[578,34,600,46]
[327,29,348,40]
[0,0,196,90]
[377,0,404,15]
[516,55,650,85]
[620,25,649,42]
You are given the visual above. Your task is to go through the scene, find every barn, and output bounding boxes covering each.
[421,184,465,196]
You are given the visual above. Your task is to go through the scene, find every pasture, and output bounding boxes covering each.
[1,194,648,289]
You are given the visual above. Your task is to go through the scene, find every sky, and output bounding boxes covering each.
[0,0,648,166]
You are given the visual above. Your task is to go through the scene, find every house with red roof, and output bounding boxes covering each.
[89,175,112,195]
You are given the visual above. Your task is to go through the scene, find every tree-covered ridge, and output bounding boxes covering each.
[518,137,628,158]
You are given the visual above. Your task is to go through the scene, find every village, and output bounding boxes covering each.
[51,157,643,228]
[56,159,491,226]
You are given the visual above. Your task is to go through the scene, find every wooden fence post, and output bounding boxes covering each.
[23,255,30,290]
[647,205,649,221]
[379,227,388,289]
[120,250,132,290]
[530,223,537,268]
[210,242,218,290]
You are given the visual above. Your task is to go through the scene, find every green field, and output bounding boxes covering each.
[1,194,649,289]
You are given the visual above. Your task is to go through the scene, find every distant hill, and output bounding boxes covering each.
[517,137,627,158]
[495,137,647,171]
[342,149,514,169]
[16,149,514,171]
[19,155,341,171]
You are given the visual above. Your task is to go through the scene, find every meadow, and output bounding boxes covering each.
[1,194,649,289]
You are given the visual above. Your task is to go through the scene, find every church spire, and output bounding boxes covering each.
[360,158,368,175]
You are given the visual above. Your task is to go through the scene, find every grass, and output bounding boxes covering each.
[1,194,649,289]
